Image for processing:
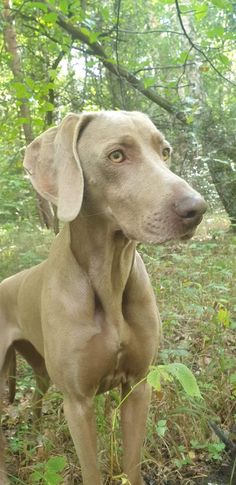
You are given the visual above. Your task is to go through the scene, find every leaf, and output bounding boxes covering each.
[59,0,69,14]
[121,477,130,484]
[16,117,31,125]
[80,27,100,44]
[44,470,62,485]
[186,114,194,124]
[143,78,155,88]
[156,419,167,437]
[148,364,202,399]
[218,53,231,66]
[12,82,29,99]
[195,5,208,21]
[207,26,224,38]
[42,12,58,24]
[147,367,162,391]
[147,365,173,391]
[101,6,110,21]
[158,0,175,4]
[28,1,48,12]
[30,470,44,482]
[46,456,67,473]
[39,102,55,113]
[178,51,192,64]
[217,307,230,327]
[229,373,236,384]
[209,0,233,11]
[166,363,202,398]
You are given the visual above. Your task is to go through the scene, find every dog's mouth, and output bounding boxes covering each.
[179,230,195,241]
[121,217,200,245]
[113,206,204,245]
[121,227,196,245]
[137,210,204,244]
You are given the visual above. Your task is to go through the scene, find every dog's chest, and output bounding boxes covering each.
[88,308,157,394]
[97,343,128,392]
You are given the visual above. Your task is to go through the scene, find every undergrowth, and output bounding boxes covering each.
[1,214,235,484]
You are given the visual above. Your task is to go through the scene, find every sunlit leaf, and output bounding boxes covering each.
[46,456,67,473]
[209,0,233,11]
[166,363,202,398]
[148,364,202,399]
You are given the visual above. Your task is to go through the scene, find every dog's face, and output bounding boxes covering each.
[78,111,206,243]
[23,110,206,243]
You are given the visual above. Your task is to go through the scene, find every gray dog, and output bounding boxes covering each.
[0,111,206,485]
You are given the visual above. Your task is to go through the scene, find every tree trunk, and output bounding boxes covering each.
[205,125,236,232]
[2,0,54,230]
[206,154,236,232]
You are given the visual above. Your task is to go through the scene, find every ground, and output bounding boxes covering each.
[0,211,235,484]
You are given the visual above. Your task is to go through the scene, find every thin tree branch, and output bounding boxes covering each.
[153,83,194,90]
[118,28,185,36]
[175,0,236,87]
[46,50,65,126]
[133,62,196,74]
[176,46,193,92]
[114,0,125,108]
[20,18,71,48]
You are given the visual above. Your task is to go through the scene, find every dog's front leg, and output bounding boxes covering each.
[121,381,151,485]
[64,395,102,485]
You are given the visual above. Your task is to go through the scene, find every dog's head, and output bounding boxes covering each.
[24,111,206,243]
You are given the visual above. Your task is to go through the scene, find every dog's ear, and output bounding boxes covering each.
[23,113,93,221]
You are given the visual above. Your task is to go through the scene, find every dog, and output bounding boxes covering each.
[0,111,206,484]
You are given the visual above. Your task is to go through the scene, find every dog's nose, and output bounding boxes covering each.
[174,195,207,225]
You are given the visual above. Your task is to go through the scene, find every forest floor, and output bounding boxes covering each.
[0,211,235,484]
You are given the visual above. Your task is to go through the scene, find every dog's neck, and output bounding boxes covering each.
[69,211,136,313]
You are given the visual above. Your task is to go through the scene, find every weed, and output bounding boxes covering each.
[30,456,67,484]
[1,214,236,484]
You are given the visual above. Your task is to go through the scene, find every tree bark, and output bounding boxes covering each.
[2,0,54,230]
[205,130,236,231]
[207,161,236,231]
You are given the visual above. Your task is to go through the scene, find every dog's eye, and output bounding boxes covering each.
[162,147,170,161]
[109,150,125,163]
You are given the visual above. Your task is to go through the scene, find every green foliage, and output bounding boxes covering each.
[0,222,53,280]
[0,0,235,226]
[3,222,235,483]
[0,0,236,482]
[191,439,226,460]
[148,363,202,398]
[30,456,67,484]
[156,419,168,437]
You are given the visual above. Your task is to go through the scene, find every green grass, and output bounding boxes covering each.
[1,214,236,484]
[0,222,53,280]
[141,231,236,483]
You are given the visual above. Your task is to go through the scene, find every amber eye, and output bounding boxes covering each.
[109,150,125,163]
[162,147,170,161]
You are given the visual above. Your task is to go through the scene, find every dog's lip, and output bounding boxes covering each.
[120,218,198,244]
[180,231,195,241]
[181,214,203,228]
[140,226,196,244]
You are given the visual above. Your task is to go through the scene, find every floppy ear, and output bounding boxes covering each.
[23,113,92,221]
